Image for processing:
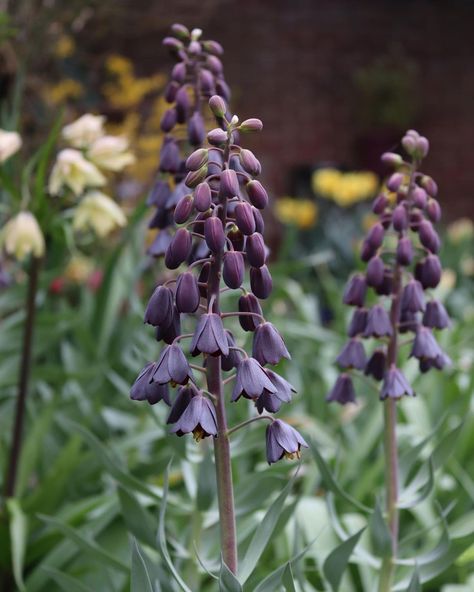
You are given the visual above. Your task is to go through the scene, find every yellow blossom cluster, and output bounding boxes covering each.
[312,168,379,207]
[275,197,319,229]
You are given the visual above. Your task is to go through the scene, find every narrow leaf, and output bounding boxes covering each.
[282,563,297,592]
[407,565,421,592]
[196,449,216,511]
[7,499,27,592]
[323,527,366,592]
[42,568,94,592]
[219,560,242,592]
[118,486,156,547]
[132,539,154,592]
[369,500,392,557]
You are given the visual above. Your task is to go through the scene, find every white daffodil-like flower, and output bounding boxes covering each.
[62,114,106,149]
[1,211,45,261]
[73,190,127,237]
[87,135,135,171]
[0,129,22,163]
[49,149,106,196]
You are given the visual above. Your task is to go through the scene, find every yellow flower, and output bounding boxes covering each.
[87,135,135,171]
[312,168,379,207]
[49,149,106,196]
[43,79,83,105]
[447,218,474,244]
[1,212,45,260]
[73,190,127,237]
[62,114,106,149]
[0,129,22,162]
[54,34,75,59]
[64,254,94,283]
[275,197,318,229]
[312,168,341,197]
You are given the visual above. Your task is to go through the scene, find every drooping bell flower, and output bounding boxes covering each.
[170,393,218,440]
[190,313,229,356]
[326,373,357,405]
[232,357,276,401]
[265,420,308,465]
[144,285,174,327]
[152,344,193,385]
[380,365,414,400]
[252,322,290,366]
[130,362,171,405]
[336,338,366,370]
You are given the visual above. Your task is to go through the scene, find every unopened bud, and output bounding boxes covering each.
[426,198,441,223]
[250,264,273,299]
[402,134,416,154]
[207,55,223,75]
[165,228,192,269]
[366,222,385,250]
[204,217,226,252]
[194,182,212,212]
[239,118,263,133]
[202,40,224,55]
[170,24,190,40]
[240,148,261,176]
[372,194,389,214]
[235,202,256,235]
[176,272,200,313]
[223,251,245,289]
[207,127,228,146]
[163,37,183,51]
[188,112,206,146]
[420,175,438,197]
[160,108,178,133]
[381,152,403,167]
[227,225,245,251]
[366,256,385,288]
[188,40,201,55]
[418,220,440,253]
[396,236,413,266]
[246,180,268,209]
[220,168,239,198]
[209,95,227,118]
[246,232,266,267]
[171,62,186,83]
[238,293,263,331]
[392,204,408,232]
[415,136,429,158]
[174,195,194,224]
[387,172,404,192]
[186,148,208,171]
[185,166,208,188]
[412,186,427,209]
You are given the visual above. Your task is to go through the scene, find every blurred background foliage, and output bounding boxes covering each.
[0,1,473,591]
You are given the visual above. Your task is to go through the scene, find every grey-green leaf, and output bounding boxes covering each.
[7,499,27,592]
[219,561,242,592]
[282,563,297,592]
[323,527,366,592]
[407,565,421,592]
[118,486,156,547]
[132,539,154,592]
[369,499,392,557]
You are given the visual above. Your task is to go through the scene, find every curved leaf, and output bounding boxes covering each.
[323,527,366,592]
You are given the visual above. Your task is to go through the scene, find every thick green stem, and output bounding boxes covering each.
[4,256,41,499]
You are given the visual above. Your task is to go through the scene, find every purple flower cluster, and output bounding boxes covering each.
[328,130,451,405]
[147,24,231,259]
[132,87,307,464]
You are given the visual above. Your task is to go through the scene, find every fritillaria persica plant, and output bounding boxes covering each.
[131,93,308,574]
[327,129,450,591]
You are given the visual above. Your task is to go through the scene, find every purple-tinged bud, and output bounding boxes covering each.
[216,78,231,102]
[163,37,183,51]
[171,62,186,83]
[220,168,239,198]
[160,108,177,132]
[348,308,367,337]
[366,256,385,288]
[223,251,245,289]
[174,195,194,224]
[418,220,440,253]
[235,202,256,235]
[170,23,190,40]
[160,137,181,173]
[402,134,416,154]
[421,176,438,197]
[188,40,201,55]
[209,95,227,118]
[246,232,266,267]
[360,239,376,262]
[415,255,442,289]
[198,262,210,298]
[188,112,206,146]
[165,228,192,269]
[144,285,174,327]
[374,268,393,296]
[190,313,229,357]
[164,81,179,103]
[343,274,367,307]
[381,152,404,167]
[380,365,414,400]
[252,322,290,366]
[239,118,263,133]
[221,330,244,372]
[238,293,263,332]
[380,213,392,229]
[156,307,181,344]
[401,280,425,313]
[202,40,224,55]
[326,373,356,405]
[396,236,413,266]
[364,304,393,338]
[186,148,208,171]
[250,264,273,299]
[153,343,192,385]
[192,210,211,234]
[175,86,190,123]
[387,172,404,192]
[171,393,218,441]
[413,187,427,209]
[365,350,386,381]
[426,199,441,223]
[253,207,265,234]
[423,300,450,330]
[130,362,171,406]
[410,327,443,361]
[232,357,276,401]
[199,69,215,95]
[392,204,408,231]
[372,194,389,214]
[265,420,308,464]
[366,222,385,250]
[227,226,245,251]
[184,166,208,188]
[336,338,366,370]
[240,149,261,176]
[207,127,228,146]
[175,272,200,313]
[194,182,212,212]
[207,55,223,75]
[247,180,268,209]
[204,217,226,252]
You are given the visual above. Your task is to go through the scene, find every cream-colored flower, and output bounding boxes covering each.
[49,149,106,196]
[73,190,127,237]
[62,114,106,148]
[0,129,22,163]
[87,135,135,171]
[1,211,45,260]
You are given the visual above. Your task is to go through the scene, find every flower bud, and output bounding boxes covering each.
[246,232,266,267]
[209,95,227,118]
[347,308,367,337]
[418,220,440,253]
[360,239,376,262]
[401,280,425,313]
[415,254,442,289]
[239,149,261,176]
[227,225,245,251]
[165,228,192,269]
[207,55,223,75]
[372,194,389,214]
[223,251,245,289]
[160,108,177,132]
[171,62,186,83]
[426,198,441,223]
[186,148,208,171]
[199,69,215,95]
[392,204,408,231]
[164,81,179,103]
[221,330,243,371]
[220,168,239,198]
[235,201,256,235]
[194,182,212,211]
[238,293,263,331]
[246,180,268,209]
[160,137,181,173]
[366,256,385,288]
[144,285,173,327]
[202,40,224,55]
[366,222,385,250]
[381,152,403,167]
[163,37,183,51]
[365,350,386,381]
[409,210,422,231]
[216,78,231,101]
[185,166,208,188]
[188,112,206,146]
[175,86,190,123]
[412,186,427,209]
[175,271,200,313]
[250,264,273,299]
[170,23,190,40]
[374,269,393,296]
[402,134,416,154]
[420,175,438,197]
[253,207,265,233]
[396,236,413,265]
[387,172,404,192]
[343,274,367,307]
[239,118,263,132]
[174,194,194,224]
[188,40,201,55]
[253,322,290,366]
[204,217,226,252]
[415,136,429,158]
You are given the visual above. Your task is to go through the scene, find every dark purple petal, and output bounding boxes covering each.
[336,339,366,370]
[326,373,356,405]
